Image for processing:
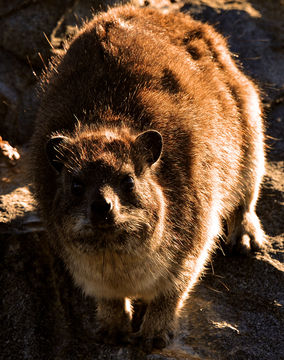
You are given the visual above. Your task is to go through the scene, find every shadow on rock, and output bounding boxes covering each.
[180,250,284,360]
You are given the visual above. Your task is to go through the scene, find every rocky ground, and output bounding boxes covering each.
[0,0,283,359]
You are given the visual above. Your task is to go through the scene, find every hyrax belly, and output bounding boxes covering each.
[30,5,265,351]
[65,246,174,300]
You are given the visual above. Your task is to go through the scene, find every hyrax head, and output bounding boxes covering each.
[46,126,164,253]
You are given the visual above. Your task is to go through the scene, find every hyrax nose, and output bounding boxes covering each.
[91,197,113,223]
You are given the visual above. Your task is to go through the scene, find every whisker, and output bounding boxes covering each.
[43,32,54,49]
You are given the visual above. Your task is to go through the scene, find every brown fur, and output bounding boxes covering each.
[29,5,265,351]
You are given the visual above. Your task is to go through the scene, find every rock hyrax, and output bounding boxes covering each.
[29,5,266,351]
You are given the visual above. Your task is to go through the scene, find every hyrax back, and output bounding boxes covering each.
[30,5,265,351]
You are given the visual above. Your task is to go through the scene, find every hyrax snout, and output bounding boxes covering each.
[30,5,266,351]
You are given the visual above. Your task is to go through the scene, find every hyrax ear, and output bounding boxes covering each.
[46,135,69,173]
[133,130,163,166]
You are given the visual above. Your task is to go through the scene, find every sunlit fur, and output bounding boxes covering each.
[29,5,266,351]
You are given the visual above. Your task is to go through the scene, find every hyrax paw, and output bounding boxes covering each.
[236,232,265,255]
[129,329,174,353]
[95,325,130,345]
[227,231,265,256]
[227,211,266,256]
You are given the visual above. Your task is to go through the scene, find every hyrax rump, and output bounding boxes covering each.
[30,5,265,351]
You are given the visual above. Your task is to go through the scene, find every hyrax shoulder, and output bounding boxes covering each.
[30,5,265,351]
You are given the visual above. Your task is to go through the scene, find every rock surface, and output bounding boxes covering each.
[0,0,283,359]
[0,0,127,144]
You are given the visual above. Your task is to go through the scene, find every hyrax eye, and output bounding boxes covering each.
[121,175,135,192]
[71,179,85,196]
